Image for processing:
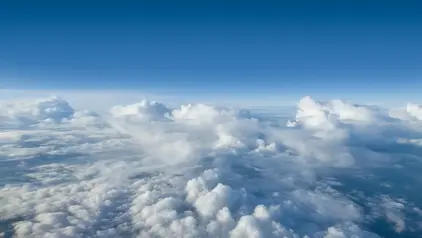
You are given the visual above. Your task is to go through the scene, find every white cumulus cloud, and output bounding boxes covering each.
[0,96,421,237]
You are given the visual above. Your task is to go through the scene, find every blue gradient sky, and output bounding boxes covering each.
[0,1,421,101]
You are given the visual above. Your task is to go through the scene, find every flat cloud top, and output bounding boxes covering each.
[0,96,421,238]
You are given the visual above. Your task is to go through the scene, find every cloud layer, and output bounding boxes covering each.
[0,96,421,237]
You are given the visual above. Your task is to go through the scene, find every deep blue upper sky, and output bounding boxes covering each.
[0,1,421,99]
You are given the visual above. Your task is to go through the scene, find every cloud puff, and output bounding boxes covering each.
[405,103,422,120]
[294,96,379,129]
[0,97,74,128]
[0,96,421,237]
[109,100,171,121]
[390,102,422,121]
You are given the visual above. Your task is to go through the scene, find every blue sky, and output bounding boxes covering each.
[0,1,421,102]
